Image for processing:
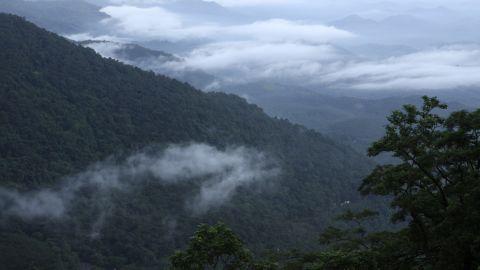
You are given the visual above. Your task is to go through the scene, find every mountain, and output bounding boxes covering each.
[161,0,247,24]
[84,0,247,23]
[80,40,217,89]
[0,14,381,269]
[347,43,417,59]
[79,40,179,62]
[330,14,443,46]
[0,0,107,34]
[330,14,378,32]
[221,82,469,162]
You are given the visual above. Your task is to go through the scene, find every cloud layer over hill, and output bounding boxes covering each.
[0,144,278,220]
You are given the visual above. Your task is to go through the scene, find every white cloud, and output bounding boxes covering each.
[99,5,353,42]
[100,5,185,40]
[164,43,480,90]
[320,45,480,90]
[107,0,168,5]
[0,188,66,219]
[76,1,480,92]
[206,0,301,7]
[223,19,353,43]
[0,144,278,220]
[167,41,346,83]
[82,41,126,59]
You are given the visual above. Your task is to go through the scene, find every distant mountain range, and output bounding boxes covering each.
[0,0,107,34]
[330,12,480,46]
[219,81,470,162]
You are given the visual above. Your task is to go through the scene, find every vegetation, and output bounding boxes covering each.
[172,96,480,270]
[0,14,379,269]
[3,13,478,270]
[170,223,253,270]
[359,96,480,269]
[301,96,480,269]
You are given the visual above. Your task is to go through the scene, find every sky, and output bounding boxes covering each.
[67,0,480,92]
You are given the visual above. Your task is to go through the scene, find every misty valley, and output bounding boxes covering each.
[1,0,480,269]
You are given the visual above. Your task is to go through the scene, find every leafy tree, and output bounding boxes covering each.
[170,223,252,270]
[360,96,480,269]
[319,209,379,252]
[295,97,480,270]
[283,209,382,270]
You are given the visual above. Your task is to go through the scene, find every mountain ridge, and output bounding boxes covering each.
[0,14,382,269]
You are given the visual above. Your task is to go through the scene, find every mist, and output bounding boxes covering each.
[0,143,278,220]
[30,0,474,94]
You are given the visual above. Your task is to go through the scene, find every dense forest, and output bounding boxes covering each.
[0,14,382,269]
[2,13,479,270]
[172,97,480,269]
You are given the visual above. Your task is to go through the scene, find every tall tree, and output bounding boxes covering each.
[360,96,480,269]
[170,223,252,270]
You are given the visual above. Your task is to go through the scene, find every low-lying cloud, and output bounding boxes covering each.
[65,0,480,92]
[319,45,480,90]
[167,41,348,83]
[99,5,353,43]
[169,43,480,90]
[83,38,480,92]
[0,188,66,219]
[0,143,278,220]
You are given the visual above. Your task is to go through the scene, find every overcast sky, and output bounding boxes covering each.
[65,0,480,92]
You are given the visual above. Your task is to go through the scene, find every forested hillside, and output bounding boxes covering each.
[79,40,217,89]
[0,14,380,269]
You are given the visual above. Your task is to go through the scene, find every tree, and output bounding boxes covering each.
[170,223,252,270]
[287,209,392,270]
[360,96,480,269]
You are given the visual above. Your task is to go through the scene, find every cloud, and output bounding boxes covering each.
[207,0,480,10]
[81,41,127,59]
[319,45,480,90]
[100,5,185,40]
[99,5,353,42]
[0,188,66,219]
[74,1,480,91]
[90,4,354,85]
[0,143,278,220]
[166,43,480,90]
[164,41,346,83]
[222,19,354,43]
[149,144,279,214]
[106,0,168,5]
[206,0,302,7]
[82,37,480,92]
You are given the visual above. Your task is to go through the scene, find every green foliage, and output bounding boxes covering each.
[319,209,378,251]
[170,223,252,270]
[281,96,480,270]
[0,232,79,270]
[358,96,480,269]
[0,14,379,269]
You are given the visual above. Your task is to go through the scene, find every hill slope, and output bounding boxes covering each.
[79,40,217,89]
[0,14,377,269]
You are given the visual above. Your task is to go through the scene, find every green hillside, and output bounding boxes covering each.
[0,14,379,269]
